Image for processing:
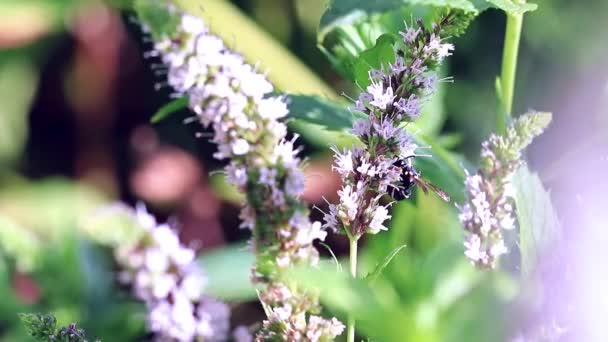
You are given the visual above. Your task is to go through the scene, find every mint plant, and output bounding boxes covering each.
[19,313,100,342]
[0,0,564,341]
[135,1,344,340]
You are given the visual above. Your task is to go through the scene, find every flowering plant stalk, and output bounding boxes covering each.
[323,14,457,341]
[110,204,232,341]
[459,112,552,268]
[136,1,343,340]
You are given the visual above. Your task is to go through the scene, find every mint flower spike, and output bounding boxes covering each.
[325,15,455,239]
[113,204,230,342]
[137,3,343,340]
[460,111,552,269]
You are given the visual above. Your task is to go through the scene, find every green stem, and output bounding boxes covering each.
[498,12,523,134]
[347,237,358,342]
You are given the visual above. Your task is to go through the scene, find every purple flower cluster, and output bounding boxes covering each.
[115,204,232,341]
[143,7,343,340]
[324,18,454,239]
[459,112,552,268]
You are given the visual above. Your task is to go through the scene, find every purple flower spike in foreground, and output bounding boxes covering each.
[115,204,230,342]
[138,2,343,340]
[325,15,456,240]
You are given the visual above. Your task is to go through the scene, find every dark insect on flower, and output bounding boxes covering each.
[390,157,450,202]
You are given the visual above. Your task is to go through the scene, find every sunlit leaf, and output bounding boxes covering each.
[512,165,560,276]
[0,56,38,166]
[0,215,41,272]
[0,176,107,240]
[485,0,537,14]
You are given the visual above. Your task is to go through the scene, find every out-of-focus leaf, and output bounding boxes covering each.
[134,0,181,39]
[150,96,188,123]
[485,0,537,14]
[0,56,38,166]
[0,176,107,240]
[0,1,79,47]
[512,165,560,276]
[0,215,41,272]
[81,204,145,249]
[366,244,407,283]
[289,263,415,341]
[199,244,256,301]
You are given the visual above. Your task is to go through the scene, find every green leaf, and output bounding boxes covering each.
[0,215,41,272]
[199,244,256,301]
[19,313,57,341]
[284,94,362,147]
[366,244,407,283]
[351,33,397,88]
[134,0,180,39]
[320,0,477,41]
[286,94,366,131]
[512,166,560,276]
[0,55,38,167]
[289,263,412,341]
[150,96,188,123]
[484,0,537,14]
[0,176,107,241]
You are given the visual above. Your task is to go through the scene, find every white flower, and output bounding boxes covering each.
[368,205,391,234]
[154,274,178,299]
[181,14,206,34]
[463,234,484,263]
[272,138,299,167]
[258,96,289,121]
[295,221,327,245]
[490,239,508,258]
[239,71,273,100]
[232,138,250,155]
[145,248,170,273]
[367,82,395,110]
[337,185,359,223]
[322,203,341,233]
[180,271,204,300]
[154,223,181,251]
[332,148,354,176]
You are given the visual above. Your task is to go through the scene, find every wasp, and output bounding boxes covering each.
[389,157,450,202]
